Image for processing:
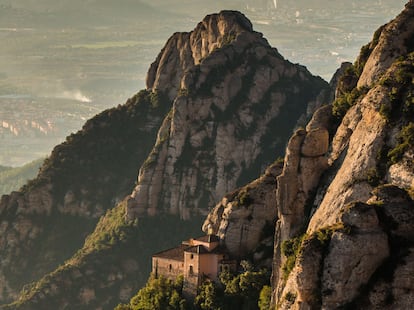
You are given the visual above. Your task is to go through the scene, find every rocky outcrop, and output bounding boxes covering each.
[126,11,329,221]
[275,186,414,310]
[307,84,388,233]
[270,2,414,308]
[146,11,254,101]
[357,0,414,88]
[271,104,332,303]
[202,161,282,261]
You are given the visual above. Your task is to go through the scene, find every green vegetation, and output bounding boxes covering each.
[354,25,385,75]
[116,275,186,310]
[235,189,253,207]
[388,122,414,164]
[119,266,270,310]
[258,285,272,310]
[78,201,137,253]
[378,52,414,123]
[22,89,170,206]
[281,234,306,280]
[7,205,204,309]
[273,157,285,166]
[280,223,349,287]
[194,279,222,310]
[366,167,382,187]
[12,203,137,307]
[332,86,368,120]
[314,223,349,246]
[217,268,269,310]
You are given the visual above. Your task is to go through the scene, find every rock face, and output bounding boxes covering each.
[202,161,282,261]
[126,11,329,221]
[146,11,254,101]
[269,2,414,308]
[357,1,414,88]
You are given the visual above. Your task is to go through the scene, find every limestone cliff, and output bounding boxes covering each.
[202,160,283,262]
[269,1,414,308]
[126,11,330,221]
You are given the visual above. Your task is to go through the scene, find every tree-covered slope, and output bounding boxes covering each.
[0,89,171,304]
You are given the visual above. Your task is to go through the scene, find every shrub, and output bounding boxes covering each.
[284,292,297,304]
[332,87,368,120]
[258,285,272,310]
[120,275,186,310]
[281,234,306,280]
[388,122,414,164]
[366,167,381,187]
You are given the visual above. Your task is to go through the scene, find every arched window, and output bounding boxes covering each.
[169,264,172,272]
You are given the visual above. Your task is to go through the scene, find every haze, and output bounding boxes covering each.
[0,0,407,166]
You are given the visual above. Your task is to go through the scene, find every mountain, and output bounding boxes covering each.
[0,11,329,310]
[119,2,414,309]
[126,10,329,220]
[265,1,414,308]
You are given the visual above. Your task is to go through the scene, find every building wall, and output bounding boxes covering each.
[183,251,200,298]
[199,253,222,282]
[191,239,220,251]
[152,257,184,281]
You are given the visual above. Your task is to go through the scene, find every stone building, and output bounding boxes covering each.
[152,235,237,297]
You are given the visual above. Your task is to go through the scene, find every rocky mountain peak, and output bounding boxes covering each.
[127,11,329,221]
[146,10,268,100]
[357,0,414,87]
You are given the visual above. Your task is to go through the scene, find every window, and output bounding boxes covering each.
[189,265,194,275]
[169,264,172,272]
[190,254,194,259]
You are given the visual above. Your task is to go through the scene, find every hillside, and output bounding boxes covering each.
[0,90,172,305]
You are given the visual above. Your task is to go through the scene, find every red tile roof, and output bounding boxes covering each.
[152,244,188,261]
